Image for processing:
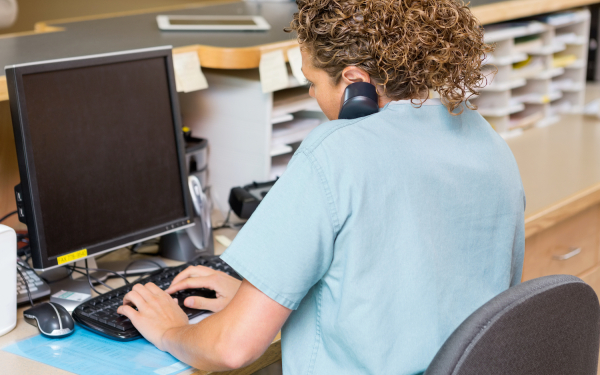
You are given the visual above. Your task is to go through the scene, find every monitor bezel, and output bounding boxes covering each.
[5,46,195,270]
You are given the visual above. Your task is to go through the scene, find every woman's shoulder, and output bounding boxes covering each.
[297,115,375,154]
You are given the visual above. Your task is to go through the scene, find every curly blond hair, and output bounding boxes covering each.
[286,0,494,114]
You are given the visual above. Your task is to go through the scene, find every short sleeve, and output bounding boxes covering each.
[220,151,337,310]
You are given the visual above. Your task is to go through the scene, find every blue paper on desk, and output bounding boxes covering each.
[2,328,191,375]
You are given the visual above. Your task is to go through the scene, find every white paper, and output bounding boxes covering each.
[259,49,289,93]
[287,46,307,85]
[215,234,232,248]
[172,52,209,93]
[52,290,91,302]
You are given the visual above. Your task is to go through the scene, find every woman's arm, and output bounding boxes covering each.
[118,279,292,371]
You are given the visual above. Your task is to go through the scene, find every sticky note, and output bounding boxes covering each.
[259,49,289,93]
[57,249,87,265]
[172,52,209,93]
[287,46,307,85]
[215,234,232,248]
[52,290,91,302]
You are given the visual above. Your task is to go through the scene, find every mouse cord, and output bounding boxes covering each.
[16,265,34,307]
[0,210,17,223]
[72,264,130,285]
[71,268,112,294]
[84,259,105,295]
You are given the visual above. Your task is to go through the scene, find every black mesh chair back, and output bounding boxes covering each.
[424,275,600,375]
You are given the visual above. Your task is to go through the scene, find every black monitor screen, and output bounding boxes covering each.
[20,56,187,258]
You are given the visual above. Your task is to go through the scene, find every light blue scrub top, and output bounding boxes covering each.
[221,99,525,375]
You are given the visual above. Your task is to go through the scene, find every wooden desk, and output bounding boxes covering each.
[506,85,600,295]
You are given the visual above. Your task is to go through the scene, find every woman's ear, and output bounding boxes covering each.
[340,66,371,85]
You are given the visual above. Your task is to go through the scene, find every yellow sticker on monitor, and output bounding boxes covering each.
[57,249,87,265]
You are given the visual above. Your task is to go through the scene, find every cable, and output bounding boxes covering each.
[16,266,34,307]
[84,258,104,295]
[72,268,112,294]
[0,210,17,223]
[128,240,160,255]
[73,264,130,286]
[212,209,234,230]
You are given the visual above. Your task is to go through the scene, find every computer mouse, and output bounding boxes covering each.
[23,302,75,338]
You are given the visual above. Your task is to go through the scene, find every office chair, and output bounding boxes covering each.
[424,275,600,375]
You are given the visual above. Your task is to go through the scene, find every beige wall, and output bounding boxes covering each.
[0,0,209,34]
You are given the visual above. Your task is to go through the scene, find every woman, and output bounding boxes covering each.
[118,0,525,373]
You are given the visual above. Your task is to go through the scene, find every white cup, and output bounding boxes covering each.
[0,224,16,336]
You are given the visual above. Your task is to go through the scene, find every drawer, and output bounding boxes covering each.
[579,265,600,299]
[523,205,600,281]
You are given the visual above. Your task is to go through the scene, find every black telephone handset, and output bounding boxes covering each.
[338,82,379,120]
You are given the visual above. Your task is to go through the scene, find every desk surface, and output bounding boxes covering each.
[0,230,281,375]
[510,84,600,238]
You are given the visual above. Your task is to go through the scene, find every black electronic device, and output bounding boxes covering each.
[338,82,379,120]
[228,180,277,219]
[23,302,75,338]
[5,46,195,271]
[72,255,241,341]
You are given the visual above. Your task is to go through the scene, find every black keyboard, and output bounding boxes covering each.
[17,267,51,305]
[72,256,241,341]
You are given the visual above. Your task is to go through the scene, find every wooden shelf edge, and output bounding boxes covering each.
[0,76,7,103]
[192,338,282,375]
[474,0,598,25]
[173,39,299,70]
[0,25,64,40]
[525,181,600,238]
[33,0,234,30]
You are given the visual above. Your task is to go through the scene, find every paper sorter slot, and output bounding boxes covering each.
[270,153,294,180]
[509,108,544,129]
[270,144,293,157]
[272,87,319,118]
[272,118,320,146]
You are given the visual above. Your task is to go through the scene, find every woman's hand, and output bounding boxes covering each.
[118,283,189,351]
[165,265,242,313]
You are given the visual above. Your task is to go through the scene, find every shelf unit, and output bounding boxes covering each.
[474,8,590,135]
[179,67,325,212]
[180,8,591,212]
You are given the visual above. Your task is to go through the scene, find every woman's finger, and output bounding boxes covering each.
[183,296,225,313]
[122,290,147,310]
[117,304,139,320]
[132,283,156,303]
[145,282,166,296]
[166,275,218,294]
[170,265,215,286]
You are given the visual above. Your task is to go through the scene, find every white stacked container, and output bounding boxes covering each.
[0,224,16,336]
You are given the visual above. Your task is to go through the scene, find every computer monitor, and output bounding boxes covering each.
[5,46,195,271]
